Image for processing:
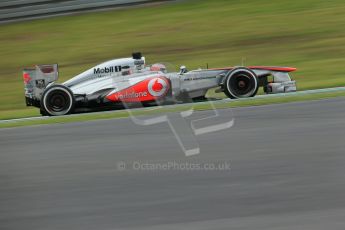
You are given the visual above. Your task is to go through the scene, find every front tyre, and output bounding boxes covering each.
[40,84,75,116]
[224,67,259,99]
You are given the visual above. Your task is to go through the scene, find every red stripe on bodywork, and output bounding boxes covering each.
[248,66,297,72]
[23,72,32,84]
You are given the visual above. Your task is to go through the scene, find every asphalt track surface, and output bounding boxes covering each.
[1,98,345,229]
[1,86,345,124]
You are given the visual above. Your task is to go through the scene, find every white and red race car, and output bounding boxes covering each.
[23,53,297,116]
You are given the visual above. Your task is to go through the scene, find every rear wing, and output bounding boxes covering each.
[23,64,58,106]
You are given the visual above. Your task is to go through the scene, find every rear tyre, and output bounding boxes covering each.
[40,84,75,116]
[224,67,259,99]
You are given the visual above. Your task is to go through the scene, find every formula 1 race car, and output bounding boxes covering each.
[23,53,297,116]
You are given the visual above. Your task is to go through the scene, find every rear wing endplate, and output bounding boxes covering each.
[23,64,58,104]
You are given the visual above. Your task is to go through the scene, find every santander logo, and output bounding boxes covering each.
[148,77,169,97]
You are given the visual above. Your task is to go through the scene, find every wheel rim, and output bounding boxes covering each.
[227,71,257,98]
[44,88,72,114]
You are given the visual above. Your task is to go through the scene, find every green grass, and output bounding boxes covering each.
[1,0,345,118]
[1,91,345,128]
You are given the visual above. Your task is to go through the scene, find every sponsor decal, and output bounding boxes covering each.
[106,76,170,103]
[117,91,148,100]
[184,75,217,81]
[35,79,45,89]
[148,77,169,97]
[134,60,145,66]
[23,72,31,84]
[94,66,122,74]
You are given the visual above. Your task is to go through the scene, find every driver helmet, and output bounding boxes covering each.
[150,63,167,73]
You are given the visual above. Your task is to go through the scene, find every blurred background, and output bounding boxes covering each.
[0,0,345,117]
[2,2,345,229]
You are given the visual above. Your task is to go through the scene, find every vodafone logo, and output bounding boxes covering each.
[106,76,170,103]
[148,77,169,97]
